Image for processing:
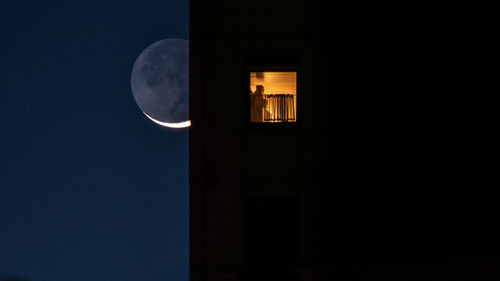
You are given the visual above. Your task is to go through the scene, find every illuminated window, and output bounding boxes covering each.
[249,72,297,123]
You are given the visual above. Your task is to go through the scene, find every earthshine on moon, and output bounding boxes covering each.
[131,39,190,128]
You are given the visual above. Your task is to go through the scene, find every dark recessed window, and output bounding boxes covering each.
[249,71,297,123]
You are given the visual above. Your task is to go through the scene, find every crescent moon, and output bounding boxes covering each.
[131,38,190,129]
[143,112,191,128]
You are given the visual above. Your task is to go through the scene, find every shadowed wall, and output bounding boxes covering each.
[190,1,497,280]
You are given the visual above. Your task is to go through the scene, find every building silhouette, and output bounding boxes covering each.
[189,1,497,280]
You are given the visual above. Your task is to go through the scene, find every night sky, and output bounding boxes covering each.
[0,1,189,280]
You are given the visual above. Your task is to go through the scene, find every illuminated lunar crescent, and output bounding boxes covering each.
[131,39,189,128]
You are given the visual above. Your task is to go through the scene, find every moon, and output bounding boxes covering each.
[131,38,190,128]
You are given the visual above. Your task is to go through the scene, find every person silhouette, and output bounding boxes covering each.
[250,85,267,122]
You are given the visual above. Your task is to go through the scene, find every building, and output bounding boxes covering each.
[189,1,497,280]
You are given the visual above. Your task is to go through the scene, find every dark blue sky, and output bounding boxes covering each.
[0,1,189,280]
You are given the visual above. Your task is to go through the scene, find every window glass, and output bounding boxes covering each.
[249,72,297,123]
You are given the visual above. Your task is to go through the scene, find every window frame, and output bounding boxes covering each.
[244,62,300,129]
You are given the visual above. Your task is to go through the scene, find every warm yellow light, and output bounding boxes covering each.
[250,72,296,95]
[250,72,297,123]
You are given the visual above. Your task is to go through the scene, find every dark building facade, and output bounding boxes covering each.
[190,1,497,280]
